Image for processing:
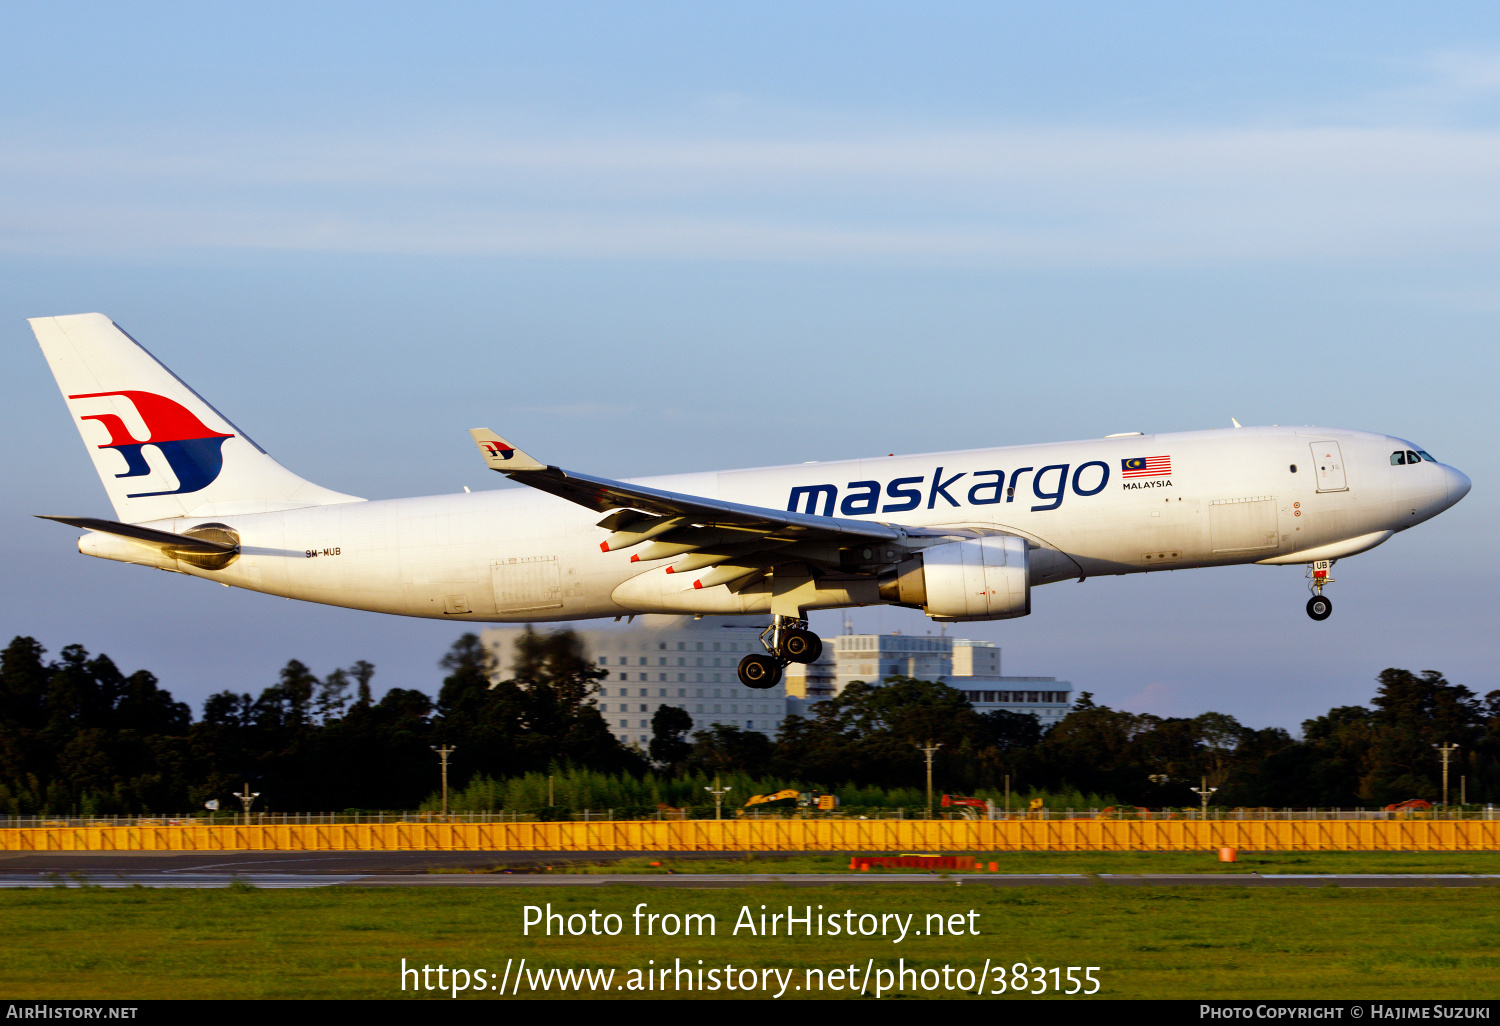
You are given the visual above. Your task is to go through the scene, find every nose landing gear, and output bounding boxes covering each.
[736,614,824,689]
[1305,559,1335,621]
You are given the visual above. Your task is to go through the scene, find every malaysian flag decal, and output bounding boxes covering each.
[1122,456,1171,478]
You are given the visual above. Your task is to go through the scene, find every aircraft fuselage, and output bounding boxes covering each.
[93,425,1468,622]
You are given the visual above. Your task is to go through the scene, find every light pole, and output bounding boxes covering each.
[235,783,260,826]
[916,741,943,819]
[705,777,732,820]
[431,745,457,817]
[1189,776,1217,818]
[1434,743,1460,808]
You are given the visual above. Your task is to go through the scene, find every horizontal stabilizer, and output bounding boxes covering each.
[36,515,237,554]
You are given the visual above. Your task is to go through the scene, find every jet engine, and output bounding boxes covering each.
[878,534,1030,621]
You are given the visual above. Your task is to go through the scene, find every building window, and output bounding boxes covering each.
[658,674,666,682]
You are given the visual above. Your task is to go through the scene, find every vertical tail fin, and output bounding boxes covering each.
[30,313,363,524]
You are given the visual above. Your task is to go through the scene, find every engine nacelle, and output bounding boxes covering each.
[878,534,1030,621]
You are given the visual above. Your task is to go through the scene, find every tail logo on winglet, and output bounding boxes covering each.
[479,440,515,461]
[69,390,234,497]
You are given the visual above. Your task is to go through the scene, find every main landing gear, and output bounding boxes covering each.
[1305,559,1335,621]
[737,615,824,689]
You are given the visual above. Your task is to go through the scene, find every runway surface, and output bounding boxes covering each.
[1,852,1497,889]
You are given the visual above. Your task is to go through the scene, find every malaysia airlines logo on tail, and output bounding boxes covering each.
[479,440,515,461]
[69,390,234,497]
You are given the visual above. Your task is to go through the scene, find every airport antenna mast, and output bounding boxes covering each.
[1434,743,1460,807]
[431,745,457,816]
[234,783,260,826]
[1190,777,1218,818]
[917,741,943,819]
[705,778,733,821]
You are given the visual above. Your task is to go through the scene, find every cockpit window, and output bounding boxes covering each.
[1417,450,1436,463]
[1391,451,1406,465]
[1406,450,1421,464]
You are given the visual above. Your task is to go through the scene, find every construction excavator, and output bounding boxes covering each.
[742,789,839,812]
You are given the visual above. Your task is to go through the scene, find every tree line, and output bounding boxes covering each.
[1,629,1496,815]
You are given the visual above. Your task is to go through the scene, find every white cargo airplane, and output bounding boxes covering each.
[31,314,1471,688]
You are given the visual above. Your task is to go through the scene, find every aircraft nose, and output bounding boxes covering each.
[1445,464,1472,505]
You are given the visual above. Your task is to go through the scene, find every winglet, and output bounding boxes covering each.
[469,429,548,473]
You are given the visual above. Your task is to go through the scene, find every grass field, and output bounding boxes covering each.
[3,882,1498,1000]
[493,849,1500,875]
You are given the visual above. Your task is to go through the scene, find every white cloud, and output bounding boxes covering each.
[7,118,1500,264]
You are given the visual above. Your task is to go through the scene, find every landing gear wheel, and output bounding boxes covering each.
[778,628,822,664]
[1306,595,1332,621]
[738,654,783,689]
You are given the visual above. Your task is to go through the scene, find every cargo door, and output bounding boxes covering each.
[492,556,563,613]
[1209,496,1279,553]
[1309,441,1348,492]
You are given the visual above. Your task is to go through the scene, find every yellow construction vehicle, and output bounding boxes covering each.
[742,789,840,811]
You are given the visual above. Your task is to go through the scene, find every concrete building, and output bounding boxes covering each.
[482,620,1075,743]
[481,616,787,749]
[827,632,1073,725]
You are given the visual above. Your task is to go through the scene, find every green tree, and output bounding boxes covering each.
[688,724,774,776]
[1361,669,1483,804]
[649,705,694,770]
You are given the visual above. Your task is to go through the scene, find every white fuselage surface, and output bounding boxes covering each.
[112,426,1464,621]
[30,313,1469,629]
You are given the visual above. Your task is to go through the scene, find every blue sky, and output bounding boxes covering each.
[3,3,1497,729]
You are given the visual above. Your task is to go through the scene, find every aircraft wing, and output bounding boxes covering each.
[469,429,927,584]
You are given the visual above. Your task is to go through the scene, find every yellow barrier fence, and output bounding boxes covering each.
[3,819,1499,852]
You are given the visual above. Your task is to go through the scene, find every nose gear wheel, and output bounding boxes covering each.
[1304,559,1336,621]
